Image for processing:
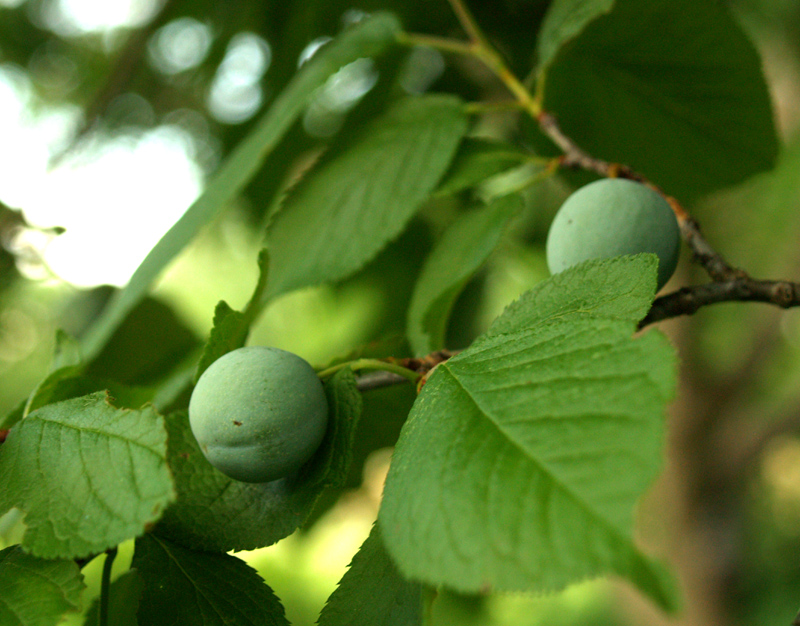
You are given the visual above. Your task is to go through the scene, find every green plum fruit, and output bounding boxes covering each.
[189,346,329,483]
[546,178,680,290]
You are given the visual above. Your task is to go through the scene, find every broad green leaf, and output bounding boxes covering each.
[318,523,422,626]
[380,315,678,609]
[536,0,614,71]
[79,13,402,362]
[407,194,521,356]
[488,255,658,336]
[541,0,778,199]
[265,94,469,299]
[435,138,532,197]
[156,369,362,551]
[301,368,363,489]
[83,569,143,626]
[345,381,416,490]
[155,410,308,551]
[381,319,676,607]
[132,533,289,626]
[0,392,174,559]
[0,545,84,626]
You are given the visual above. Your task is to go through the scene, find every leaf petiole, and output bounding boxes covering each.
[395,31,476,56]
[99,547,117,626]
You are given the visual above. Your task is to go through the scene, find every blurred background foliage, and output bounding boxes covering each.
[1,0,800,624]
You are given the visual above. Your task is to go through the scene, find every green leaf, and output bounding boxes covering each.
[27,331,84,413]
[83,569,143,626]
[0,392,174,559]
[79,12,402,362]
[380,267,678,609]
[132,533,289,626]
[194,301,247,384]
[407,194,521,356]
[85,294,201,387]
[265,94,469,299]
[0,400,24,431]
[346,382,416,491]
[435,138,532,197]
[50,330,82,372]
[194,250,270,383]
[0,545,84,626]
[541,0,778,199]
[318,523,422,626]
[155,411,305,551]
[156,369,362,551]
[31,375,154,414]
[302,368,363,488]
[2,376,153,432]
[487,255,659,336]
[536,0,614,71]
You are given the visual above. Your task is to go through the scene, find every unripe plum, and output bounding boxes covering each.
[189,346,329,483]
[546,178,680,290]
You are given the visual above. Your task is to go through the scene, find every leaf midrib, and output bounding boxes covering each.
[436,361,638,549]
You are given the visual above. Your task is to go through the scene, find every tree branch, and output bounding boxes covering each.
[406,14,800,325]
[446,0,491,49]
[538,113,743,278]
[355,371,408,392]
[639,278,800,327]
[537,111,800,324]
[353,351,454,392]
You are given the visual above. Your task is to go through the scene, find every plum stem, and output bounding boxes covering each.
[317,359,421,385]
